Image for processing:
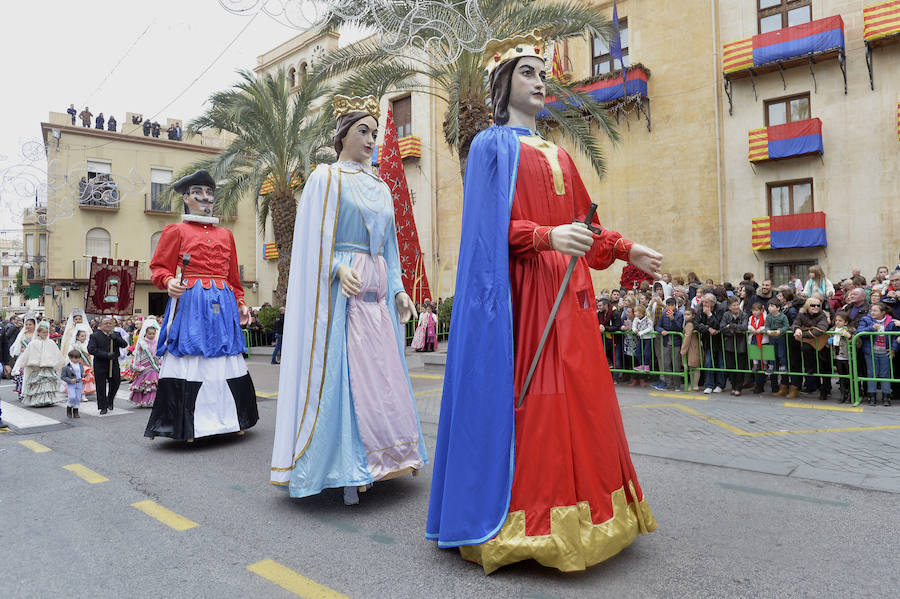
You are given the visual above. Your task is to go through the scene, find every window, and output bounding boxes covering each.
[150,168,173,211]
[150,231,162,258]
[592,18,629,76]
[758,0,811,34]
[82,160,117,206]
[24,234,33,260]
[85,228,111,257]
[768,179,813,216]
[392,96,412,138]
[767,260,817,288]
[288,67,296,87]
[2,266,8,277]
[764,93,810,126]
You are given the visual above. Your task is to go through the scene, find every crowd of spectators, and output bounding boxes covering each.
[65,106,181,140]
[595,255,900,406]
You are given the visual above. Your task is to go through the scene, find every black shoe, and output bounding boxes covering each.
[99,408,108,415]
[66,406,73,418]
[868,397,877,406]
[885,397,892,406]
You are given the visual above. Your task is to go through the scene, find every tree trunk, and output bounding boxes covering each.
[270,192,298,306]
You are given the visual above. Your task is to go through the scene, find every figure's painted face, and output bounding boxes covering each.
[508,56,546,118]
[76,331,86,343]
[184,185,215,215]
[145,327,158,340]
[339,116,378,164]
[74,315,83,324]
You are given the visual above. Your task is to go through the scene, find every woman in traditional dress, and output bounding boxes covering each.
[58,308,86,365]
[10,315,36,401]
[271,95,427,506]
[426,33,662,573]
[129,318,160,407]
[14,321,64,407]
[68,325,96,398]
[413,304,438,352]
[144,169,258,441]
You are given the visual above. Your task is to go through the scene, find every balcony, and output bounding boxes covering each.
[864,0,900,89]
[748,117,823,163]
[78,175,120,210]
[538,64,652,130]
[722,15,846,114]
[751,212,827,251]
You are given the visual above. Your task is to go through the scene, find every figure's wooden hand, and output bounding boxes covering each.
[628,244,663,280]
[239,304,250,326]
[395,292,417,324]
[167,278,186,298]
[549,223,593,257]
[336,265,363,298]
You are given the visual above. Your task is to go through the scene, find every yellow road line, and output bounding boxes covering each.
[783,401,863,413]
[649,391,709,401]
[19,440,51,453]
[256,391,278,398]
[63,463,109,484]
[625,402,900,437]
[247,559,349,598]
[410,373,443,380]
[131,500,198,531]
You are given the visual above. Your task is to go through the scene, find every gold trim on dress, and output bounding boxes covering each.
[519,136,565,196]
[459,484,657,574]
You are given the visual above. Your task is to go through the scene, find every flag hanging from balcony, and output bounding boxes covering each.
[379,107,432,304]
[863,1,900,42]
[551,42,565,80]
[86,257,137,315]
[263,242,278,260]
[723,15,845,74]
[752,212,827,250]
[748,118,823,162]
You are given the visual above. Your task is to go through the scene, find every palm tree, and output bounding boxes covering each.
[168,69,335,306]
[314,0,621,179]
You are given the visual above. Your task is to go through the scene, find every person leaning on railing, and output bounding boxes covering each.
[792,297,832,401]
[696,293,726,394]
[857,302,897,406]
[681,308,702,391]
[720,297,748,396]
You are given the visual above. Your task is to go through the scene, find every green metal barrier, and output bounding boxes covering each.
[849,330,900,407]
[604,330,689,390]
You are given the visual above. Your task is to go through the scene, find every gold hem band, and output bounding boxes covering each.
[459,484,657,574]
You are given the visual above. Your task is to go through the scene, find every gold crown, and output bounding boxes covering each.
[332,94,380,120]
[482,31,547,77]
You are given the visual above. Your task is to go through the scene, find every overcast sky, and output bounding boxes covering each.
[0,0,363,232]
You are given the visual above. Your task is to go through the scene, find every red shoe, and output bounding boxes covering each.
[639,380,647,387]
[629,379,639,387]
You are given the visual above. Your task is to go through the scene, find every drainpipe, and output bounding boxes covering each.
[711,0,726,281]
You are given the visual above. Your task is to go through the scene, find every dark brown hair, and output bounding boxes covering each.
[489,57,522,126]
[334,112,374,157]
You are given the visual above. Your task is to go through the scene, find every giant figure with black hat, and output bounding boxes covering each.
[144,169,258,442]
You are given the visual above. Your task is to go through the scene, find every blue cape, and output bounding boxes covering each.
[426,125,530,547]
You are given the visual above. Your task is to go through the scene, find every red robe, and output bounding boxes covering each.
[461,136,656,573]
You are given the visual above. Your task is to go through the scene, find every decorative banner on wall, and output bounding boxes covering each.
[86,257,137,315]
[538,67,649,118]
[752,212,827,250]
[379,107,433,305]
[264,242,279,260]
[748,118,823,162]
[864,0,900,42]
[724,15,845,74]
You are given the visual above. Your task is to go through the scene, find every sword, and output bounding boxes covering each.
[517,204,598,408]
[166,253,191,337]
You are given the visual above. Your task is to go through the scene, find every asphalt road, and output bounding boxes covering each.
[2,354,899,598]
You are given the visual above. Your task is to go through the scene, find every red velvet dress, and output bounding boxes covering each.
[460,136,656,573]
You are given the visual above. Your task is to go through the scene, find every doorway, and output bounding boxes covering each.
[148,292,169,319]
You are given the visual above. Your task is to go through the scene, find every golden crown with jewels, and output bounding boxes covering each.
[482,31,547,77]
[332,94,381,120]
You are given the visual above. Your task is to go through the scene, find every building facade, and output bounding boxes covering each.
[0,237,26,313]
[23,111,260,321]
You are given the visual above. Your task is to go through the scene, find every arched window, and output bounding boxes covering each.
[85,227,111,257]
[298,61,308,82]
[288,67,296,87]
[150,231,162,258]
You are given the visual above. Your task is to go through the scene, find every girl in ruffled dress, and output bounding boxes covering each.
[129,318,160,407]
[14,321,64,407]
[69,325,96,399]
[10,316,36,400]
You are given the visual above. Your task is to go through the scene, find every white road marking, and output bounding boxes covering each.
[0,401,61,428]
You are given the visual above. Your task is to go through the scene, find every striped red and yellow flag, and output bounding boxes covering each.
[397,135,422,159]
[259,172,303,195]
[551,43,565,80]
[752,217,772,250]
[864,0,900,42]
[263,242,278,260]
[748,127,769,161]
[723,37,754,74]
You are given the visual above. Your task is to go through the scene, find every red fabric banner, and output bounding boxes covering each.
[86,257,137,315]
[379,107,433,305]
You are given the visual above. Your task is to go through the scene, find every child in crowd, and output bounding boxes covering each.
[70,326,96,399]
[830,311,854,404]
[681,307,702,391]
[765,299,791,394]
[858,302,897,406]
[60,349,86,418]
[129,318,161,407]
[654,297,683,390]
[621,306,637,384]
[632,305,655,383]
[746,301,769,378]
[720,297,748,395]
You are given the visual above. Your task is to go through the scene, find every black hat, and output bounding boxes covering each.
[172,170,216,194]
